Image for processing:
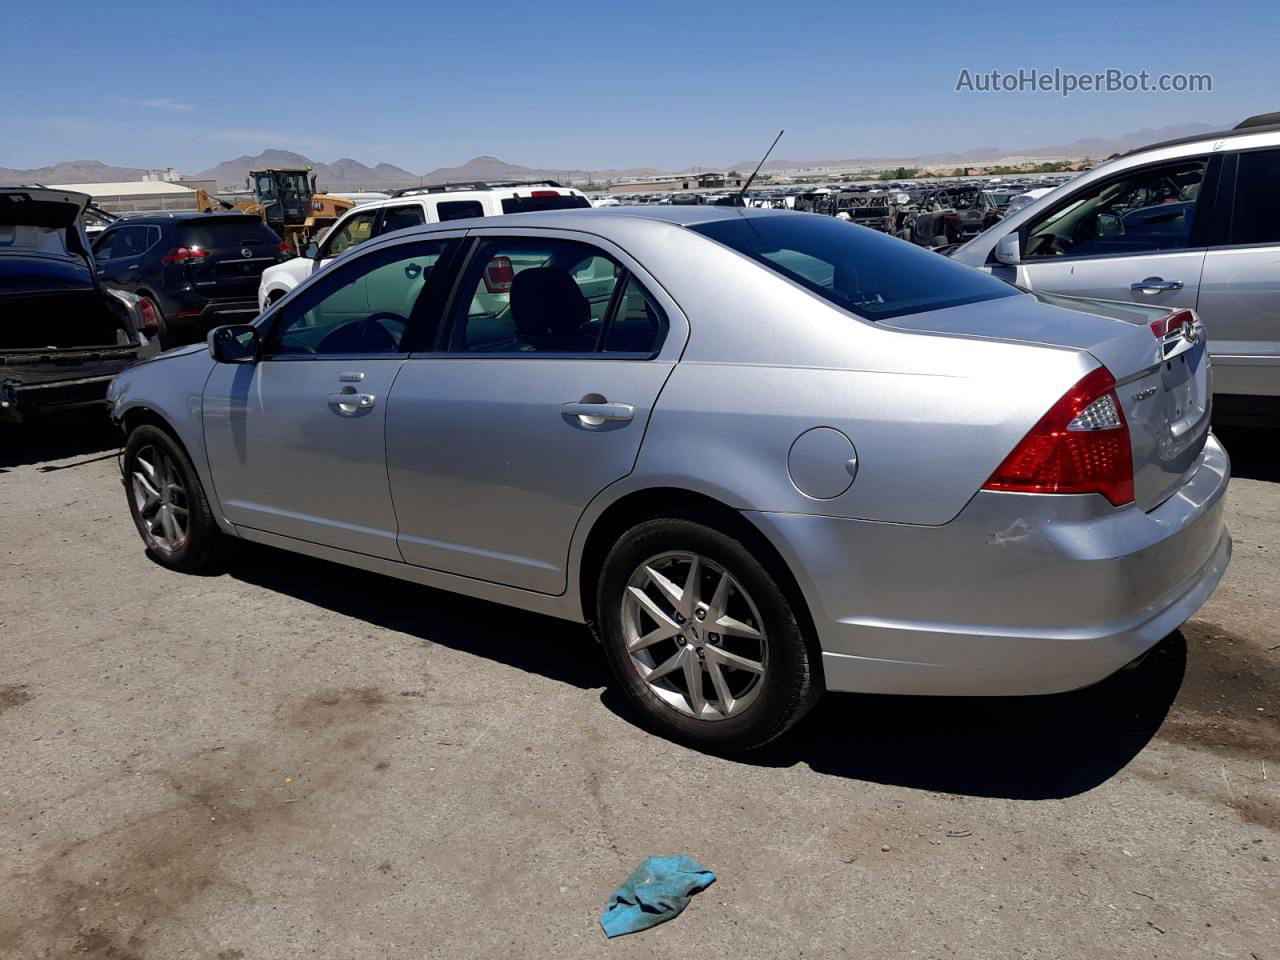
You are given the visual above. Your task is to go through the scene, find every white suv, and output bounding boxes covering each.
[257,182,590,310]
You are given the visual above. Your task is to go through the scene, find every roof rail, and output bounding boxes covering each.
[388,179,564,198]
[1235,111,1280,130]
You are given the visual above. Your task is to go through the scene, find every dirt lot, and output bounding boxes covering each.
[1,415,1276,959]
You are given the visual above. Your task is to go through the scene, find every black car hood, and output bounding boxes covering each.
[0,187,91,228]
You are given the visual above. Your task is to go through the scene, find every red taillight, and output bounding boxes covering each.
[161,246,209,265]
[1150,308,1195,339]
[983,366,1135,506]
[277,241,289,257]
[136,297,158,333]
[483,256,515,293]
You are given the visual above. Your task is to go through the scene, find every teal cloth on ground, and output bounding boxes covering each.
[599,855,716,938]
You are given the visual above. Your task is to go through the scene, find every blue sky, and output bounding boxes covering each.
[2,0,1276,173]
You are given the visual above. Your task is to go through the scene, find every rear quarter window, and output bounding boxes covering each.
[693,214,1020,321]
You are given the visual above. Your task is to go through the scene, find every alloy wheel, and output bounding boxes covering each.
[130,445,190,554]
[621,551,768,721]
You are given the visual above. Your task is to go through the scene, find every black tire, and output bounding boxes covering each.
[122,424,225,572]
[597,517,822,752]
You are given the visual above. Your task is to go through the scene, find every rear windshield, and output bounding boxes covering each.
[500,194,591,214]
[692,214,1020,321]
[177,218,280,249]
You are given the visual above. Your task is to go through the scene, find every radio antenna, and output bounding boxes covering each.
[738,129,784,200]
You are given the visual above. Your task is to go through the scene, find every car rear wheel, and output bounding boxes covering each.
[597,517,822,751]
[123,425,224,572]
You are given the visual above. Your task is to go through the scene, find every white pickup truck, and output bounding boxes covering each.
[257,182,590,310]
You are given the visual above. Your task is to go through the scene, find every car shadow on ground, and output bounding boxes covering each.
[227,543,607,691]
[1214,425,1280,483]
[0,411,121,473]
[725,634,1187,800]
[229,541,1186,801]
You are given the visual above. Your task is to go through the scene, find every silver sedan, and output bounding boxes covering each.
[108,207,1231,751]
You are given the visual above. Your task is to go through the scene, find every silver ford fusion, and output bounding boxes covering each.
[108,207,1230,751]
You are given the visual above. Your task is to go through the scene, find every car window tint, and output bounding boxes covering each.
[379,204,426,235]
[602,275,668,354]
[448,239,620,353]
[92,230,117,260]
[272,240,449,355]
[436,200,484,221]
[323,211,378,257]
[1023,160,1206,260]
[1230,149,1280,245]
[693,215,1019,321]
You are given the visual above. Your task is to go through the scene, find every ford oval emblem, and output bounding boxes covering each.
[241,247,253,258]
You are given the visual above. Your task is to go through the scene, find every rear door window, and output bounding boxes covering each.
[1229,149,1280,245]
[445,238,623,353]
[378,204,426,235]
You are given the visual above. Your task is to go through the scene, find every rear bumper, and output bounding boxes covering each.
[748,434,1231,696]
[168,296,260,333]
[0,371,123,422]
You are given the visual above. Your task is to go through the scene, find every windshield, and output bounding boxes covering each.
[692,214,1020,321]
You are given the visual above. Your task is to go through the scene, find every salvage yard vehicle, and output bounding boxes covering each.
[257,181,591,310]
[1,187,153,422]
[195,169,357,256]
[109,207,1230,751]
[952,111,1280,421]
[92,212,289,348]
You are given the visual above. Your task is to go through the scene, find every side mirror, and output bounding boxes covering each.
[305,241,320,259]
[1096,213,1124,238]
[994,232,1021,266]
[208,324,260,364]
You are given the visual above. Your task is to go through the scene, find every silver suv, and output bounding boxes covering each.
[952,111,1280,424]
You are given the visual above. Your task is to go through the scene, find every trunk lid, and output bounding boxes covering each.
[880,290,1211,511]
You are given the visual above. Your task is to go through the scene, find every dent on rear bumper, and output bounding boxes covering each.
[748,434,1231,696]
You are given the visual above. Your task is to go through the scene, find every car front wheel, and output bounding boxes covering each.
[597,517,822,751]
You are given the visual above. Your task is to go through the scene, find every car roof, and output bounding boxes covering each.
[1117,112,1280,158]
[110,211,264,225]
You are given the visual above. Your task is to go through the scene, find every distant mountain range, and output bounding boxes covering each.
[0,122,1227,189]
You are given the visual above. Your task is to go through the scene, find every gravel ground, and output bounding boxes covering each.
[1,414,1276,960]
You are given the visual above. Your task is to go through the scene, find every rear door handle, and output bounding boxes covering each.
[1131,277,1183,292]
[561,401,634,422]
[328,392,376,410]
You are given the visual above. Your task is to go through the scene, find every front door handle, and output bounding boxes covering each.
[327,392,376,410]
[1131,277,1183,293]
[561,400,634,423]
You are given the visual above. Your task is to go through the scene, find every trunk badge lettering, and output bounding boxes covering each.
[1131,386,1158,402]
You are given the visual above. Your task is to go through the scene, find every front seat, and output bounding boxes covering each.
[509,267,595,352]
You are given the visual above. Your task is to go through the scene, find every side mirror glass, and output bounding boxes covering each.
[208,324,260,364]
[305,241,320,259]
[1096,213,1124,237]
[994,232,1021,266]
